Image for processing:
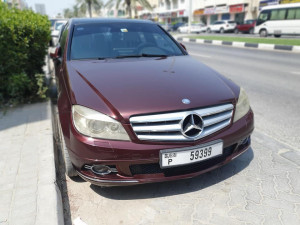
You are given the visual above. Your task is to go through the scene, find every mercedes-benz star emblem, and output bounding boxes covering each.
[181,113,204,138]
[182,99,191,104]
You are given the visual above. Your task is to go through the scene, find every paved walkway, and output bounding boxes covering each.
[0,102,63,225]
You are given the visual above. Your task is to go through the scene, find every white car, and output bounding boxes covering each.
[207,20,237,33]
[177,23,189,33]
[191,23,207,33]
[178,23,206,33]
[51,19,68,46]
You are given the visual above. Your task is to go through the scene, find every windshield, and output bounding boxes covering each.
[70,22,184,60]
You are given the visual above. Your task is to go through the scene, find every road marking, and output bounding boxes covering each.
[290,71,300,75]
[189,52,212,58]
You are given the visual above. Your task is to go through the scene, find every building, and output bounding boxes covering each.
[157,0,191,24]
[3,0,28,9]
[193,0,261,25]
[193,0,300,25]
[35,3,46,15]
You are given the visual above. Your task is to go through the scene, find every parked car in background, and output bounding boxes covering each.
[50,18,254,187]
[51,19,68,46]
[235,20,256,34]
[207,20,237,33]
[191,23,207,33]
[178,23,206,33]
[171,22,185,31]
[255,3,300,37]
[161,23,172,31]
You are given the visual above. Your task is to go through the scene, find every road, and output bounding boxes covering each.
[55,45,300,225]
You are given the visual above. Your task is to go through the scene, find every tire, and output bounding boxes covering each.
[58,119,78,177]
[274,34,281,38]
[234,28,239,34]
[249,28,254,34]
[259,29,268,37]
[207,28,211,33]
[220,28,224,34]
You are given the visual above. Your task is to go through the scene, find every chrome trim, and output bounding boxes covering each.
[130,104,234,142]
[77,171,139,183]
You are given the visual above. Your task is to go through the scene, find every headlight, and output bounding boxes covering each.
[233,88,250,122]
[72,105,130,141]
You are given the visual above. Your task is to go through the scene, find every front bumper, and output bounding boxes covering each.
[67,110,254,186]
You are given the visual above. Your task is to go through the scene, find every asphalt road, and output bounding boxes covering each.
[55,45,300,225]
[185,43,300,152]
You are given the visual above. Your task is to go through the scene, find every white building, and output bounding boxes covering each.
[193,0,261,25]
[156,0,191,23]
[35,3,46,15]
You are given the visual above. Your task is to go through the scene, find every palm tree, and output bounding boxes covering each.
[76,0,103,18]
[105,0,152,19]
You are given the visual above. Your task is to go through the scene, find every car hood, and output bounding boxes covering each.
[67,56,237,123]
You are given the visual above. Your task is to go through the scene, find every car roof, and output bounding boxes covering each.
[70,18,154,26]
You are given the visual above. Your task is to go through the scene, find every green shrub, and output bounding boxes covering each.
[6,73,33,103]
[0,2,50,104]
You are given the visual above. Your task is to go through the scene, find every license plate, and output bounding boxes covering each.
[160,141,223,168]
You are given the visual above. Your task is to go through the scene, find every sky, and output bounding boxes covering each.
[26,0,76,17]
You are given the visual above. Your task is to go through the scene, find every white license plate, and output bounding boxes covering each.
[160,141,223,168]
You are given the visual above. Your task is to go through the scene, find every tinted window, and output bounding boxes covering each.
[70,23,183,60]
[288,8,300,19]
[270,9,286,20]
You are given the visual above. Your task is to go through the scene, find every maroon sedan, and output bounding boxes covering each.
[235,20,256,34]
[50,18,254,186]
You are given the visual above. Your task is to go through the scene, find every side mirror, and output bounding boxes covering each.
[50,46,61,59]
[180,43,187,51]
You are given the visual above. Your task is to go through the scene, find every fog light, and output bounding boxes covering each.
[91,165,111,176]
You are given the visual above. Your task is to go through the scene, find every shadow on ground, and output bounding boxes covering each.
[89,148,254,200]
[0,102,49,132]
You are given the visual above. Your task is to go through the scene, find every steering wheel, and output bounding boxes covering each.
[136,42,162,54]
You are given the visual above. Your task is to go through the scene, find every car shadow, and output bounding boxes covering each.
[90,148,254,200]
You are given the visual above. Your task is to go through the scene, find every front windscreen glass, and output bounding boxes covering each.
[70,22,184,60]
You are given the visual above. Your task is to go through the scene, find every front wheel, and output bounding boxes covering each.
[259,29,268,37]
[58,120,78,177]
[249,28,254,34]
[207,28,211,33]
[220,28,224,34]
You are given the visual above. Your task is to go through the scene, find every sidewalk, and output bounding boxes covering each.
[0,102,64,225]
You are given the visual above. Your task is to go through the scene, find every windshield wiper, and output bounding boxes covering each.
[115,54,168,59]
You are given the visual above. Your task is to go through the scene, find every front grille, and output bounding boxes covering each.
[130,104,234,141]
[130,144,236,177]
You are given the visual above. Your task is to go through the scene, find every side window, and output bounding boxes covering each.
[60,23,69,55]
[287,8,296,19]
[257,10,270,25]
[270,9,286,20]
[153,33,174,53]
[296,8,300,19]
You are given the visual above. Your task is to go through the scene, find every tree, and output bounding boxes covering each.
[105,0,152,19]
[76,0,103,18]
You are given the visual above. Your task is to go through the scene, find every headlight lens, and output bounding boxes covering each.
[72,105,130,141]
[233,88,250,122]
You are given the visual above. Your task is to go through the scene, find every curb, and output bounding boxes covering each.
[177,37,300,53]
[36,101,64,225]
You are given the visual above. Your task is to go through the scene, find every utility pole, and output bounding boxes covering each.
[188,0,192,33]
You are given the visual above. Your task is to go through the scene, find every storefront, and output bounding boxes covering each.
[280,0,300,3]
[259,0,279,10]
[230,4,245,24]
[158,10,188,24]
